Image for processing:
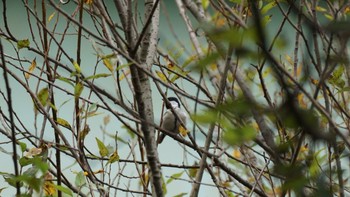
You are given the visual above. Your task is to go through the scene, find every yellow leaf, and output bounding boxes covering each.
[210,64,217,71]
[220,180,231,188]
[93,169,104,174]
[324,13,334,20]
[316,6,327,12]
[232,149,241,158]
[74,81,84,99]
[300,144,308,153]
[285,54,293,65]
[84,0,93,5]
[25,58,36,79]
[262,67,271,78]
[118,70,129,81]
[56,118,72,130]
[83,169,104,176]
[297,93,307,109]
[167,63,175,70]
[79,125,90,140]
[310,78,319,85]
[103,58,114,72]
[215,17,226,27]
[107,151,120,164]
[296,64,303,77]
[189,164,198,178]
[43,173,56,196]
[344,6,350,14]
[251,122,259,131]
[140,172,149,185]
[156,70,167,82]
[48,11,56,22]
[227,72,234,83]
[44,181,56,195]
[179,125,188,137]
[103,115,110,125]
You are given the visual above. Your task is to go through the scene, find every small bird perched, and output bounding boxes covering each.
[158,97,187,144]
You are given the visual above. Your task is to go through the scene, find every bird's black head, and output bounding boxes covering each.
[165,97,180,109]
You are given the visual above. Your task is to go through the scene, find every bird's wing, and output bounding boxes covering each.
[161,110,175,129]
[176,109,187,126]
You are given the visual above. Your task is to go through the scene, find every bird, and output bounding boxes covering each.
[157,97,187,144]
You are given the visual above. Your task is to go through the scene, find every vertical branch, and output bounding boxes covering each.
[41,1,62,196]
[75,0,83,135]
[293,0,302,79]
[0,39,21,196]
[128,0,163,196]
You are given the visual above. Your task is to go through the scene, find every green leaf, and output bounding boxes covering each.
[75,171,86,187]
[261,1,276,14]
[95,137,108,157]
[191,109,218,125]
[3,173,23,188]
[116,62,132,71]
[79,125,90,141]
[73,61,81,73]
[54,185,73,196]
[19,156,49,173]
[101,53,116,59]
[123,125,135,139]
[166,171,184,184]
[107,150,120,164]
[37,87,49,107]
[338,86,350,93]
[170,70,190,82]
[74,82,84,99]
[193,53,220,70]
[19,142,27,152]
[174,193,188,197]
[115,136,127,144]
[21,169,41,191]
[162,176,167,195]
[17,39,30,49]
[56,118,72,130]
[189,162,198,178]
[23,166,39,176]
[89,103,98,112]
[261,15,272,27]
[224,125,257,145]
[201,0,209,10]
[329,65,345,88]
[56,76,74,87]
[49,102,57,111]
[84,73,111,80]
[33,157,49,173]
[19,157,32,167]
[182,55,196,68]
